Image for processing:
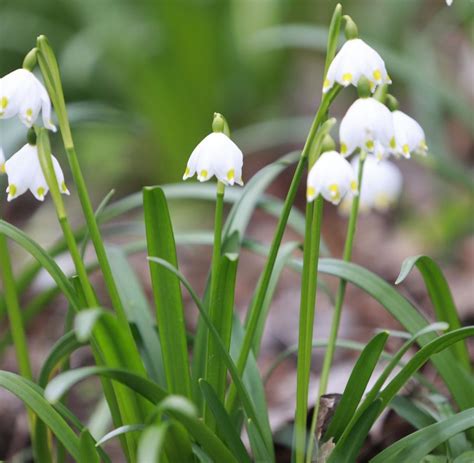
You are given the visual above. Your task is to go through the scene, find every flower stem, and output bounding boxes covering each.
[36,37,128,326]
[0,226,37,447]
[226,87,338,413]
[293,194,324,463]
[36,129,98,308]
[305,155,366,462]
[204,181,225,428]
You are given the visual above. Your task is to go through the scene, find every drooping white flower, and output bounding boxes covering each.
[0,69,56,131]
[0,147,5,174]
[446,0,453,5]
[323,39,391,94]
[183,132,243,186]
[339,97,395,156]
[392,110,428,159]
[341,155,403,213]
[307,151,358,205]
[4,143,69,201]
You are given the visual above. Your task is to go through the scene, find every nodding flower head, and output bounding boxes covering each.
[183,132,244,186]
[339,97,395,157]
[0,69,56,131]
[341,155,403,213]
[323,38,391,94]
[392,110,428,159]
[4,143,69,202]
[306,151,358,205]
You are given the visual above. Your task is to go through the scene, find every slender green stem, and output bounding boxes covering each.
[36,130,97,308]
[305,155,366,462]
[294,196,324,463]
[204,181,225,429]
[0,221,39,455]
[36,38,128,326]
[226,88,338,413]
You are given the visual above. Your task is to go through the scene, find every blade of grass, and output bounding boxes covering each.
[199,379,251,463]
[324,332,389,442]
[137,423,170,463]
[371,408,474,463]
[147,257,272,456]
[396,255,470,371]
[157,396,238,463]
[143,186,191,397]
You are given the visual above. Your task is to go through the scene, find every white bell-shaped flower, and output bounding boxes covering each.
[0,69,56,131]
[5,143,69,201]
[183,132,243,186]
[339,97,395,156]
[323,39,391,94]
[307,151,358,205]
[392,110,428,159]
[0,146,5,174]
[342,155,403,213]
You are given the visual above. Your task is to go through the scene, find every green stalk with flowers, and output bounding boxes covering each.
[0,3,472,463]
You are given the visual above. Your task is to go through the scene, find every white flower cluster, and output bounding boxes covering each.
[306,35,428,212]
[0,67,69,202]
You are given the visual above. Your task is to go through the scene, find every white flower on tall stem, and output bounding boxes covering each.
[0,69,56,131]
[392,110,428,159]
[0,147,5,174]
[307,151,358,205]
[323,39,391,94]
[339,97,395,156]
[4,143,69,201]
[183,132,243,186]
[342,155,403,213]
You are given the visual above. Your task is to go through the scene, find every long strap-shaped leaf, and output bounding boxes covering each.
[324,332,389,442]
[396,255,470,371]
[0,371,82,462]
[318,258,474,411]
[143,186,191,398]
[45,366,167,404]
[147,256,273,458]
[0,220,81,310]
[370,408,474,463]
[331,327,474,461]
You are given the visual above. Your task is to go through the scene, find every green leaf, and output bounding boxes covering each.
[74,308,105,342]
[378,327,474,412]
[325,331,389,442]
[157,396,238,463]
[318,258,474,411]
[247,418,273,463]
[106,245,166,385]
[205,247,239,410]
[327,400,383,463]
[396,255,470,370]
[147,257,272,456]
[335,327,474,460]
[199,379,251,463]
[390,396,436,430]
[454,451,474,463]
[143,186,191,397]
[38,331,85,388]
[44,366,167,405]
[79,429,101,463]
[96,424,146,447]
[0,371,81,462]
[0,220,81,310]
[370,408,474,463]
[137,423,169,463]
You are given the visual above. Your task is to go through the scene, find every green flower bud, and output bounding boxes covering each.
[22,48,38,72]
[27,128,37,146]
[385,94,399,112]
[212,112,229,135]
[343,15,358,40]
[357,76,371,98]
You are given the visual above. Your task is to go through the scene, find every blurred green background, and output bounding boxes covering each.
[0,0,473,248]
